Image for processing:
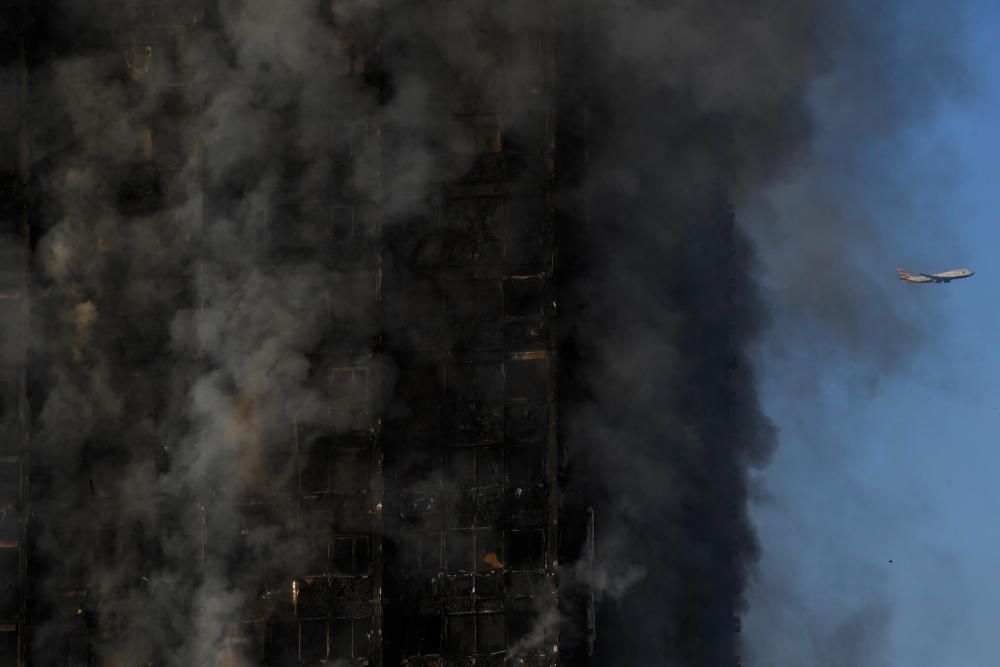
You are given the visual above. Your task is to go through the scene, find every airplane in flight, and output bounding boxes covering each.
[897,267,975,284]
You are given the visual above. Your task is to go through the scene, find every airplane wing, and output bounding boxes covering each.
[897,268,933,283]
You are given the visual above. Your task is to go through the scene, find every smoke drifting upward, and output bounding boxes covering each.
[8,0,963,665]
[738,2,966,666]
[551,0,963,665]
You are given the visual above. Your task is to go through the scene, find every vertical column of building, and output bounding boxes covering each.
[549,7,598,663]
[234,16,386,664]
[278,123,383,667]
[98,4,202,664]
[382,8,559,665]
[0,1,29,663]
[20,4,208,663]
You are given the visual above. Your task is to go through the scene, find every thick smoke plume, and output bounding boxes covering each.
[551,2,963,665]
[740,2,966,665]
[6,0,962,665]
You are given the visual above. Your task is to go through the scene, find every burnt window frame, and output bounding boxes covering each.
[503,275,545,319]
[330,447,371,494]
[442,195,505,265]
[447,112,502,155]
[506,528,546,571]
[271,617,371,662]
[503,195,546,265]
[445,445,504,488]
[404,615,443,657]
[299,619,328,662]
[504,353,549,400]
[506,444,546,485]
[300,435,371,496]
[444,361,504,403]
[0,371,22,428]
[410,530,444,572]
[329,617,372,661]
[445,609,508,656]
[329,365,371,431]
[504,399,549,446]
[305,530,372,577]
[445,528,503,574]
[330,532,371,576]
[445,279,503,323]
[0,546,17,619]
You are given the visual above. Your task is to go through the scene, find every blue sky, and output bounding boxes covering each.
[743,2,1000,664]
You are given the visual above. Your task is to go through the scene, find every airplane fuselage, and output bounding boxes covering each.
[897,267,974,284]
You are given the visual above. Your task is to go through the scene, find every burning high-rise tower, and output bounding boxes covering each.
[0,0,804,664]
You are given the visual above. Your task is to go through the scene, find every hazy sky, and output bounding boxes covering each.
[744,1,1000,664]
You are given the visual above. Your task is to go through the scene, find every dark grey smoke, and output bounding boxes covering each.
[12,0,964,665]
[546,1,964,665]
[739,2,967,665]
[743,0,967,379]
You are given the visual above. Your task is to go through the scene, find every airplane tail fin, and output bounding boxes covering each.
[896,268,911,280]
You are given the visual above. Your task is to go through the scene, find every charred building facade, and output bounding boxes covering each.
[0,0,29,662]
[2,2,568,665]
[0,1,760,666]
